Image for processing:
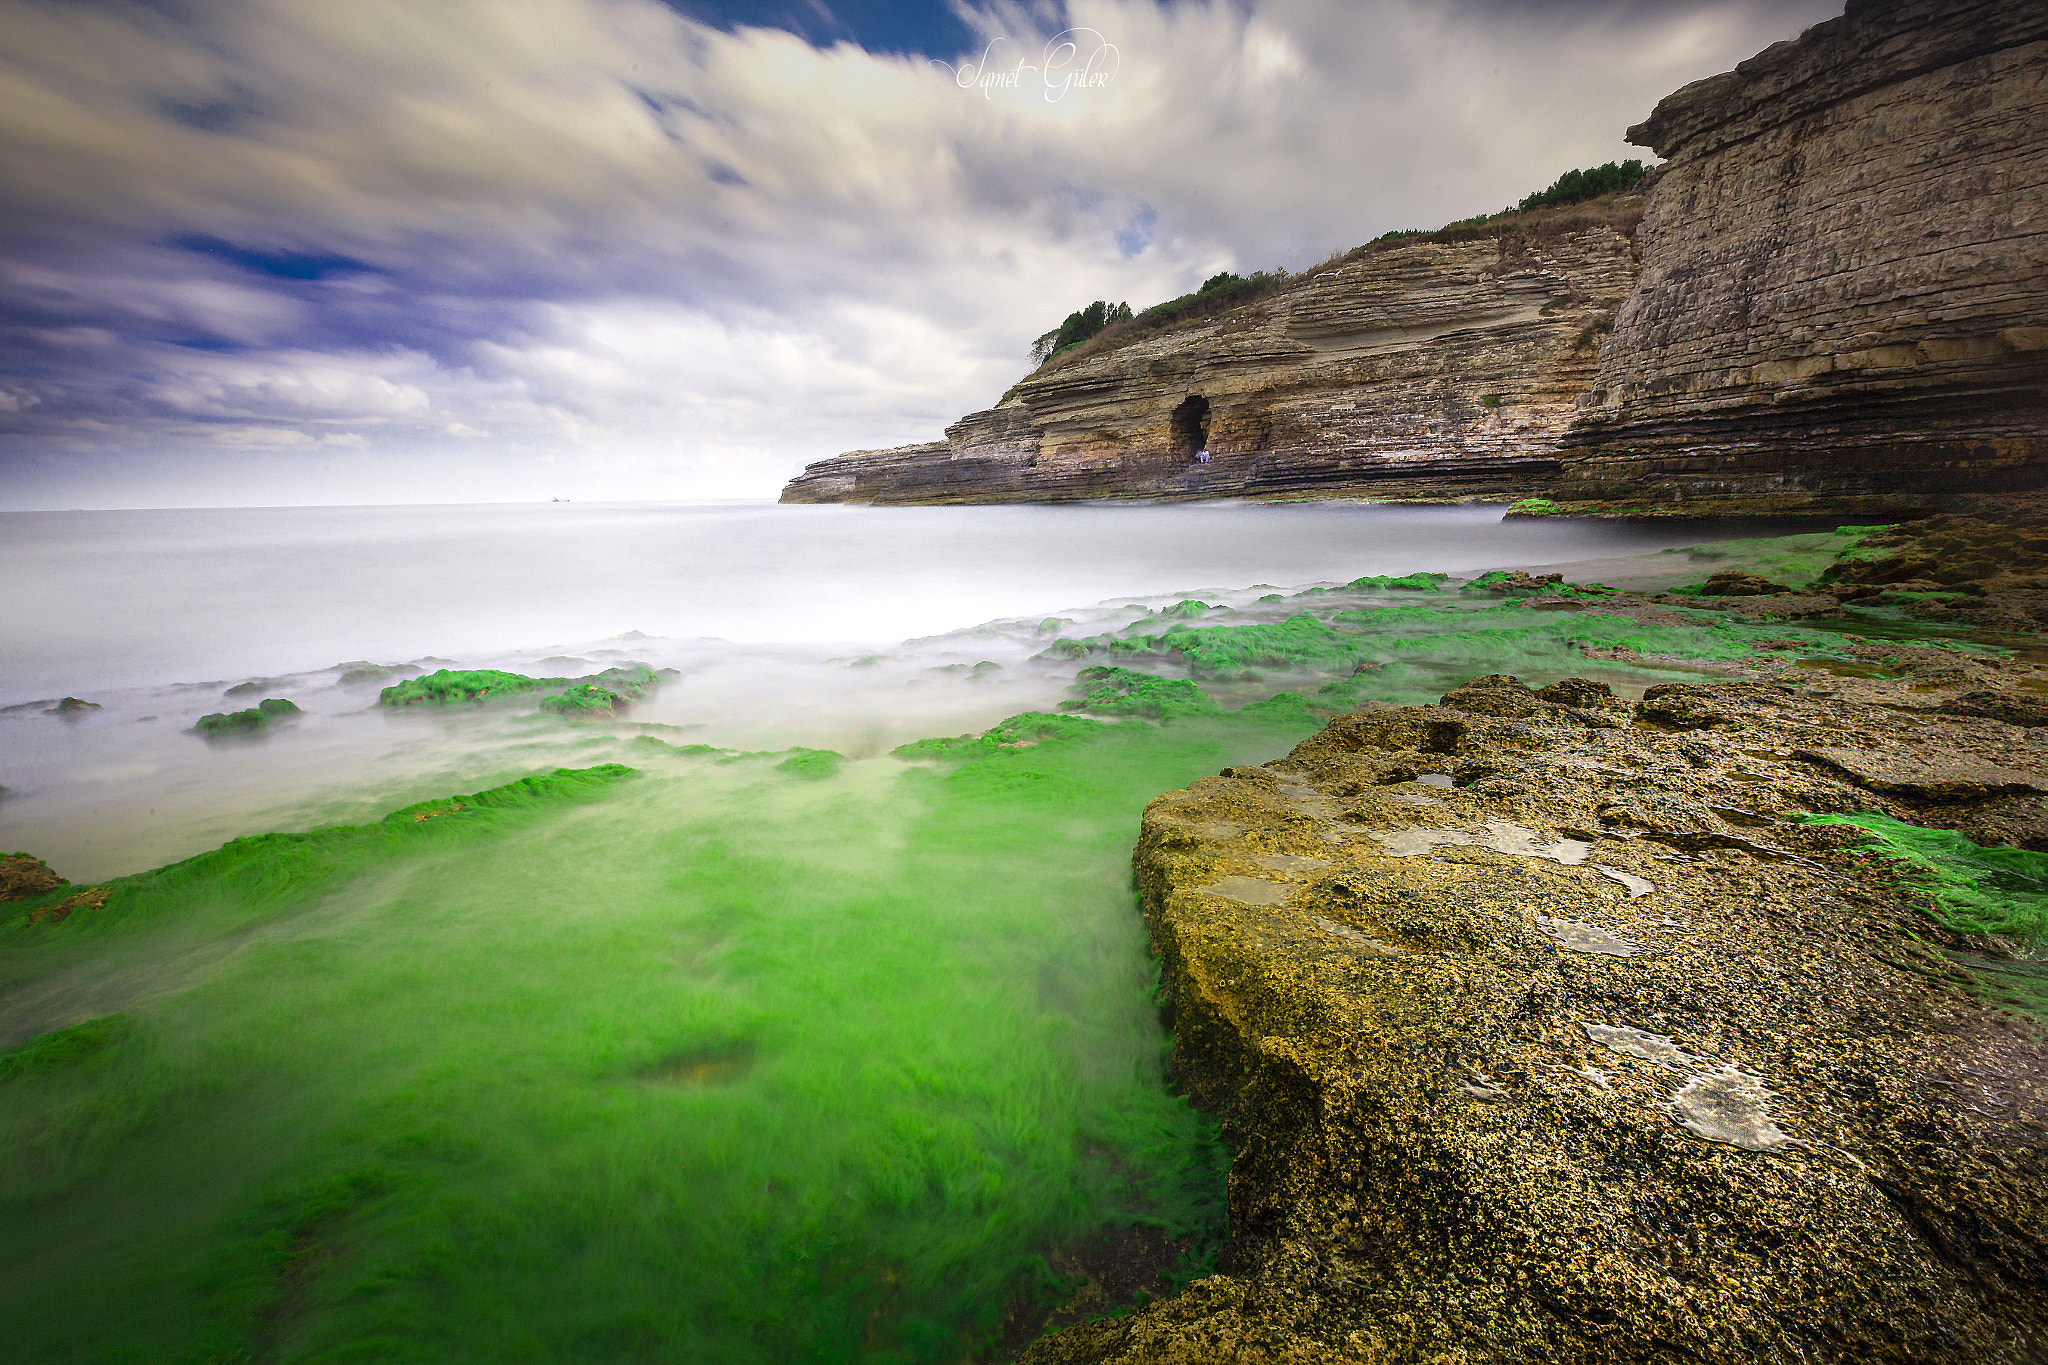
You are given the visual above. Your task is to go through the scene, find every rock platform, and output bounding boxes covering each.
[1025,662,2048,1363]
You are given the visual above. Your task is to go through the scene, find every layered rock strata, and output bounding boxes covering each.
[1553,0,2048,515]
[782,230,1637,504]
[1025,666,2048,1363]
[787,0,2047,515]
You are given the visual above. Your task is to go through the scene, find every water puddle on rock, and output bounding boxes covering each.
[1371,821,1592,864]
[1308,915,1404,957]
[1583,1023,1699,1068]
[1669,1068,1796,1152]
[1254,854,1332,874]
[1197,876,1295,907]
[1582,1023,1796,1152]
[1537,916,1645,956]
[1593,867,1655,898]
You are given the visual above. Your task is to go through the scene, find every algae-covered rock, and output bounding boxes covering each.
[1028,672,2048,1364]
[538,683,626,718]
[1701,569,1795,596]
[379,669,549,706]
[1344,572,1448,592]
[1063,667,1219,720]
[192,697,300,736]
[334,661,422,687]
[774,747,844,780]
[0,853,61,904]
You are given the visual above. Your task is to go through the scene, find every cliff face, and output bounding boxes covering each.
[782,230,1638,504]
[784,0,2048,515]
[1554,0,2048,513]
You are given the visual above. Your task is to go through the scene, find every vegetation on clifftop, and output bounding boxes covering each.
[1027,161,1654,380]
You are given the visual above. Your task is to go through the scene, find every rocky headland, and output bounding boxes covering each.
[784,217,1639,504]
[784,0,2047,515]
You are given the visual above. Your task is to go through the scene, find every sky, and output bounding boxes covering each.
[0,0,1846,510]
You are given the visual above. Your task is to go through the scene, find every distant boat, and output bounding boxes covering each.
[551,497,570,503]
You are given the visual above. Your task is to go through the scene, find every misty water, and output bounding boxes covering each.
[0,500,1822,1361]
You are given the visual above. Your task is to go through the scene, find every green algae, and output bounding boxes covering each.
[539,682,625,716]
[1041,598,1875,706]
[1063,666,1219,720]
[774,746,845,779]
[1805,813,2048,942]
[0,1013,133,1082]
[1344,571,1447,592]
[0,701,1321,1363]
[193,696,300,735]
[382,664,666,710]
[1657,525,1892,589]
[380,668,549,706]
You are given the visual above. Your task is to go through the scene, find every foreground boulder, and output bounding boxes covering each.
[1027,674,2048,1363]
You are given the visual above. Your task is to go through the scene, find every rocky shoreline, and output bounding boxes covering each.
[1019,543,2048,1362]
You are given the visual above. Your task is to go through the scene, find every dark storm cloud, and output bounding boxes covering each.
[0,0,1843,507]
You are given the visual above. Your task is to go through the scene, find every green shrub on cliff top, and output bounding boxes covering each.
[1031,300,1133,364]
[1518,160,1649,211]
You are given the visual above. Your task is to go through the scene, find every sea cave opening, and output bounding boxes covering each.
[1171,395,1212,463]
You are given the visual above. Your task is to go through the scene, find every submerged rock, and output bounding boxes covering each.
[1026,672,2048,1364]
[192,697,300,736]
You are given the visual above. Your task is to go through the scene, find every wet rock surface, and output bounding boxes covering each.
[1024,664,2048,1364]
[0,853,62,904]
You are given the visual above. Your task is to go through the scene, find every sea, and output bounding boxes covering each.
[0,498,1830,1362]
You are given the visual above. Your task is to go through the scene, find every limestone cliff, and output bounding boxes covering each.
[786,0,2048,514]
[1553,0,2048,515]
[782,228,1638,503]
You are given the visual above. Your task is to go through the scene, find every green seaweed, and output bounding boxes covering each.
[1804,813,2048,942]
[0,706,1315,1363]
[0,1014,134,1083]
[539,683,625,716]
[193,697,301,735]
[1062,666,1219,720]
[383,664,666,709]
[773,747,846,779]
[379,669,551,706]
[1344,572,1448,592]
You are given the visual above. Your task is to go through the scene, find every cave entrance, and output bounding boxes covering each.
[1171,395,1212,463]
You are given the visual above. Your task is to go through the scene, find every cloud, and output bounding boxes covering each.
[0,0,1844,507]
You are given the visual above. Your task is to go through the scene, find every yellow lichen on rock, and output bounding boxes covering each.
[1027,671,2048,1364]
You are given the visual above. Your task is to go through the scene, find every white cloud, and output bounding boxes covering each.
[209,425,318,448]
[0,0,1845,508]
